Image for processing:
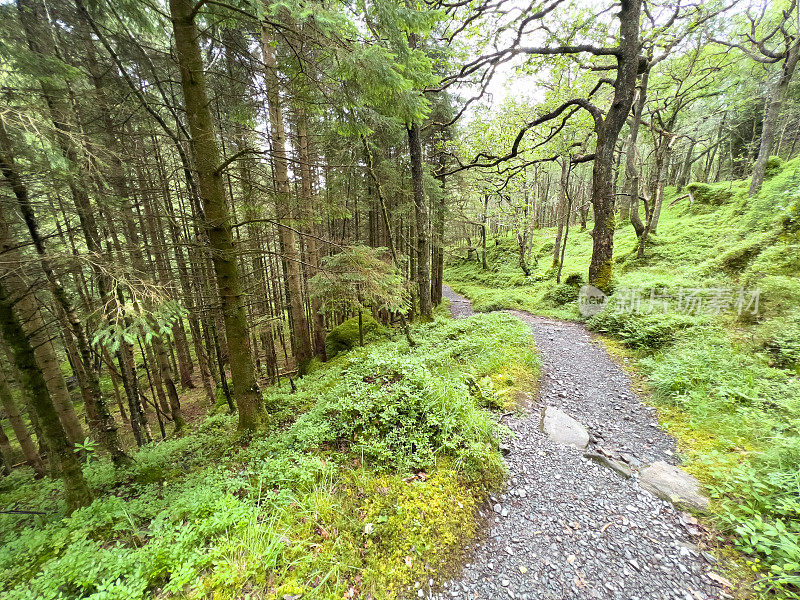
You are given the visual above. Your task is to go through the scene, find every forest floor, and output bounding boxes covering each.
[438,285,732,600]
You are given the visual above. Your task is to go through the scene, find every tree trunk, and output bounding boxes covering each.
[261,24,314,373]
[676,140,695,192]
[408,123,433,320]
[481,195,489,270]
[588,0,642,291]
[0,116,129,465]
[649,135,673,234]
[750,41,800,196]
[553,158,570,268]
[0,419,13,475]
[0,199,84,447]
[0,279,92,513]
[295,104,327,360]
[170,0,261,429]
[431,173,446,305]
[0,365,45,476]
[624,74,648,256]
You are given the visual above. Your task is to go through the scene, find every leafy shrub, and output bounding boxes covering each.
[0,314,538,600]
[325,313,387,357]
[543,283,579,306]
[290,313,536,482]
[587,309,702,351]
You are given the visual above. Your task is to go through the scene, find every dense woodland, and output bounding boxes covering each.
[1,0,800,598]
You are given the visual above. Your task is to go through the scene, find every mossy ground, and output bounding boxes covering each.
[0,311,539,600]
[445,157,800,597]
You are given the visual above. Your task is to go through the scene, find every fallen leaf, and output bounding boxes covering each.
[405,556,413,568]
[363,523,374,535]
[518,565,527,574]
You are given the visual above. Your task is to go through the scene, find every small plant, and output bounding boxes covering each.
[74,437,99,466]
[310,245,409,343]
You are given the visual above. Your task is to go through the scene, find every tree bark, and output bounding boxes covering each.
[170,0,261,429]
[261,24,314,372]
[588,0,642,291]
[0,418,13,475]
[0,365,45,476]
[0,279,92,513]
[408,123,433,320]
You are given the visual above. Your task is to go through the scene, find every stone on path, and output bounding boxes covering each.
[584,451,633,478]
[639,461,709,511]
[540,406,589,449]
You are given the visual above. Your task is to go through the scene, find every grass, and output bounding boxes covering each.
[0,310,539,600]
[445,157,800,598]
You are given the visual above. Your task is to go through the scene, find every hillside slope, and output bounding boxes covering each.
[0,313,538,600]
[446,158,800,596]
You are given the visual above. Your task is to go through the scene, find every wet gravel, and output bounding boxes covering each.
[425,286,730,600]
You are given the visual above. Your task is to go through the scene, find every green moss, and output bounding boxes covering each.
[686,181,738,205]
[765,155,785,179]
[358,468,479,598]
[715,236,767,274]
[325,313,387,358]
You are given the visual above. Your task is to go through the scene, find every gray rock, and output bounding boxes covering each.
[584,451,633,478]
[540,406,589,448]
[639,461,709,511]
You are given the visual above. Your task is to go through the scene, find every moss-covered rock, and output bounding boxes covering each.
[765,156,785,179]
[686,182,736,205]
[325,313,387,358]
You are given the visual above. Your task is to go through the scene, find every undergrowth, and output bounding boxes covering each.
[444,156,800,597]
[0,313,538,600]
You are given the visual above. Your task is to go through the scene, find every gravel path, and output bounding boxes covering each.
[431,285,729,600]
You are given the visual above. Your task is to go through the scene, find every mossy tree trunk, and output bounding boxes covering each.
[170,0,261,429]
[750,40,800,197]
[408,122,433,320]
[0,280,92,513]
[0,365,45,477]
[587,0,642,292]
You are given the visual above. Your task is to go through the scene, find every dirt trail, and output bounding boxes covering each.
[433,285,728,600]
